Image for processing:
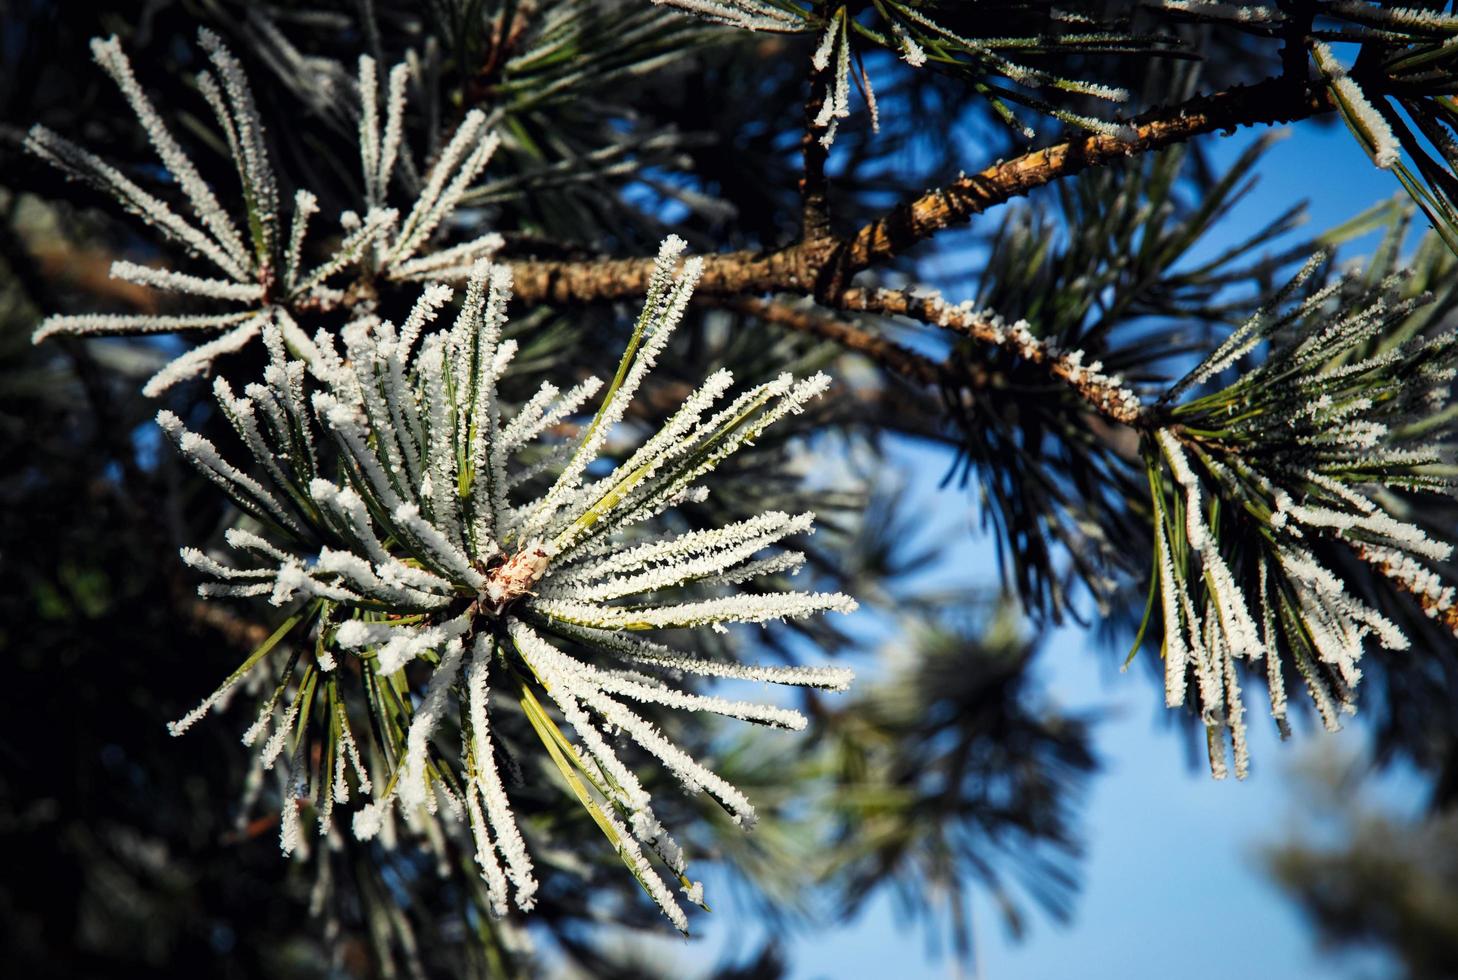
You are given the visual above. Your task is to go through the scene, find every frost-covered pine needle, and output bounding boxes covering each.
[1313,42,1402,170]
[163,240,855,929]
[28,34,504,395]
[1143,256,1458,777]
[651,0,802,31]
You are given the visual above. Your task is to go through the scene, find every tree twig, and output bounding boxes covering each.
[828,76,1333,287]
[722,296,945,386]
[835,287,1147,429]
[503,75,1334,308]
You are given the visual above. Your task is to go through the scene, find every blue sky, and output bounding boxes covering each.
[676,114,1417,979]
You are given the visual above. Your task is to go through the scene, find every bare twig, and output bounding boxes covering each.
[723,296,945,386]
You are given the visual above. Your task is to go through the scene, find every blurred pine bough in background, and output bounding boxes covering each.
[5,1,1458,976]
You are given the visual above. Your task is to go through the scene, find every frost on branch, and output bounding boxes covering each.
[27,33,502,395]
[1141,253,1458,778]
[163,238,856,931]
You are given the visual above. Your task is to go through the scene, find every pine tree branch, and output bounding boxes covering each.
[834,287,1147,429]
[505,76,1335,309]
[506,246,809,303]
[722,296,945,386]
[503,76,1332,437]
[829,75,1334,285]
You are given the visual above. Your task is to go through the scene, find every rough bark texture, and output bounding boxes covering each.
[490,76,1339,426]
[832,77,1333,283]
[504,76,1334,311]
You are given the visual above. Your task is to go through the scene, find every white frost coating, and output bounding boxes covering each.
[370,615,472,676]
[826,13,852,148]
[593,672,808,730]
[89,35,250,269]
[1331,0,1458,30]
[504,377,607,453]
[811,17,838,70]
[1159,0,1281,22]
[517,622,758,826]
[550,508,811,588]
[393,503,488,591]
[512,621,760,835]
[693,550,807,588]
[499,382,560,451]
[358,56,383,205]
[547,622,856,690]
[651,0,800,31]
[316,548,442,609]
[464,638,538,911]
[1222,645,1250,780]
[463,784,511,916]
[167,669,248,737]
[259,684,307,770]
[1274,495,1451,563]
[1166,254,1336,400]
[24,125,249,281]
[157,411,302,533]
[889,18,927,67]
[390,233,505,281]
[1155,514,1189,708]
[550,526,806,601]
[578,368,737,510]
[527,238,703,537]
[514,627,697,890]
[110,261,263,301]
[333,702,372,800]
[396,637,466,813]
[1314,42,1401,169]
[33,311,255,345]
[198,28,278,248]
[142,321,264,397]
[537,589,858,631]
[378,63,411,203]
[1157,431,1263,660]
[280,794,305,857]
[29,31,505,391]
[222,527,298,560]
[179,547,271,581]
[390,115,500,263]
[284,190,319,290]
[1151,239,1458,779]
[157,234,856,932]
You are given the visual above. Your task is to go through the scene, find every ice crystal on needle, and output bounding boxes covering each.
[1313,42,1402,170]
[1144,254,1458,778]
[164,237,856,930]
[27,33,502,395]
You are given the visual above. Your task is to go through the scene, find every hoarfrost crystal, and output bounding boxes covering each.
[1149,256,1458,777]
[28,33,502,395]
[164,237,856,930]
